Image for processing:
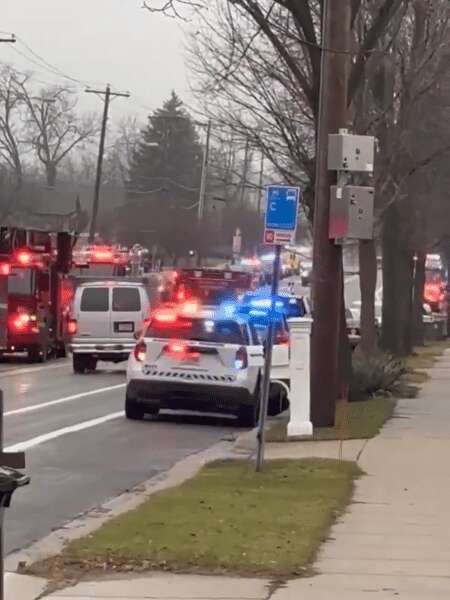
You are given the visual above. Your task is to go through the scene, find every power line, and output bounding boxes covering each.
[15,36,105,87]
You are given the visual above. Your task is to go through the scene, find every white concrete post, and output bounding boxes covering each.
[287,317,313,438]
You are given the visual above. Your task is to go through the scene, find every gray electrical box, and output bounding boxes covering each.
[328,133,375,172]
[329,186,374,240]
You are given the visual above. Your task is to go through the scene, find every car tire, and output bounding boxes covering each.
[55,343,67,359]
[86,356,98,372]
[28,344,48,363]
[73,353,90,374]
[125,394,145,420]
[238,380,261,428]
[237,403,259,428]
[268,384,283,416]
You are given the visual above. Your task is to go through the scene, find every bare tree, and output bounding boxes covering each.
[20,84,96,188]
[0,65,29,191]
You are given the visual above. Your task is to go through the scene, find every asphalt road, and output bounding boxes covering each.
[0,359,237,554]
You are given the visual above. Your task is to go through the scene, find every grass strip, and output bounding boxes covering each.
[29,459,359,579]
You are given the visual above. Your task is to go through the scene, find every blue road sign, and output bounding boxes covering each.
[265,186,300,231]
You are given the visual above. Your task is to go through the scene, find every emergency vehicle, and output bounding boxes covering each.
[126,304,264,426]
[169,268,255,306]
[71,244,130,278]
[0,227,74,361]
[424,254,447,313]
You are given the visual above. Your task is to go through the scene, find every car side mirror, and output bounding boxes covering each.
[133,330,141,340]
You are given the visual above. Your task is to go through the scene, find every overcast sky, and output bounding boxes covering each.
[1,0,190,122]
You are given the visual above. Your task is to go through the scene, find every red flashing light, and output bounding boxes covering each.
[0,263,10,276]
[16,250,32,266]
[10,312,31,332]
[177,288,187,302]
[180,300,199,316]
[92,249,114,262]
[153,309,177,324]
[134,340,147,362]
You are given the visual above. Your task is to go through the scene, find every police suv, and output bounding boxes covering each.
[126,303,264,426]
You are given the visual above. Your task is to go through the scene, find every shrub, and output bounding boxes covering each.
[350,351,406,402]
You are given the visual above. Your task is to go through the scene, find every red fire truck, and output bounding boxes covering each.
[168,268,255,306]
[0,227,74,362]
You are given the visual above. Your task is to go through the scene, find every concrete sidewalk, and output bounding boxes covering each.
[10,352,450,599]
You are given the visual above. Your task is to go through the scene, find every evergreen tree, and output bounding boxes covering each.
[124,92,203,258]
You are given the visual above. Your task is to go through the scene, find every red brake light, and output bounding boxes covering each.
[0,263,10,276]
[168,342,186,355]
[134,340,147,362]
[235,347,248,370]
[67,319,78,335]
[177,288,187,302]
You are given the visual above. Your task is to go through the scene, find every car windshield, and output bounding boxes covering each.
[146,317,248,345]
[8,267,33,294]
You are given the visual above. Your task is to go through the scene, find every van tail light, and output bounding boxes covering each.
[235,347,248,370]
[134,341,147,362]
[275,331,289,345]
[67,318,78,335]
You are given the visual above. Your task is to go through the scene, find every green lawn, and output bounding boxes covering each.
[267,396,396,443]
[31,459,359,579]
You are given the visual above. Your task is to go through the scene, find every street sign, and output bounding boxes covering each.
[264,185,300,245]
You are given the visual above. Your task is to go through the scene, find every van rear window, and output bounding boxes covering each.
[112,288,141,312]
[80,288,109,312]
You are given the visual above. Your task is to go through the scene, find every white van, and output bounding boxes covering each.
[68,281,150,373]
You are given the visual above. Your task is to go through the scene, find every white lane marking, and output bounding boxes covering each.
[5,411,125,453]
[0,361,69,378]
[4,384,126,417]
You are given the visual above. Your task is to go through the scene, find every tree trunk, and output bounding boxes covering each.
[381,204,414,356]
[46,162,57,188]
[358,239,378,355]
[412,250,426,347]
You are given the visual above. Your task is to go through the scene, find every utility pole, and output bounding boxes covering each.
[310,0,351,426]
[197,119,212,222]
[86,85,130,242]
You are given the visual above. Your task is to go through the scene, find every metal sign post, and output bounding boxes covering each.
[256,185,300,472]
[256,244,282,472]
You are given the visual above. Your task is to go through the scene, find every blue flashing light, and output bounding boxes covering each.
[217,300,238,318]
[249,297,284,310]
[248,308,272,317]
